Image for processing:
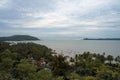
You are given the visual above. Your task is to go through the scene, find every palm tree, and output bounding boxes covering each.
[52,54,69,76]
[115,56,120,63]
[75,54,78,62]
[107,55,114,64]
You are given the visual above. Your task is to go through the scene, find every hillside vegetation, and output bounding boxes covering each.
[0,42,120,80]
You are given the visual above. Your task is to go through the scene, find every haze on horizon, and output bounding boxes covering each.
[0,0,120,38]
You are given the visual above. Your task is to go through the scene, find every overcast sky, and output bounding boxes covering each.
[0,0,120,38]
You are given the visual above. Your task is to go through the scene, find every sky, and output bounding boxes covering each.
[0,0,120,38]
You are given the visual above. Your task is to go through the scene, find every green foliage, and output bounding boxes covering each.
[107,55,114,64]
[14,59,36,80]
[55,77,64,80]
[52,54,70,76]
[10,43,53,60]
[0,42,10,52]
[0,49,16,80]
[0,42,120,80]
[0,49,17,60]
[96,71,113,80]
[83,76,96,80]
[67,72,82,80]
[115,56,120,63]
[35,69,53,80]
[0,71,12,80]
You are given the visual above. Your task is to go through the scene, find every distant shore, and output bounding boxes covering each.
[83,38,120,40]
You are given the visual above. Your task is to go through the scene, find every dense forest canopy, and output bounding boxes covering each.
[0,42,120,80]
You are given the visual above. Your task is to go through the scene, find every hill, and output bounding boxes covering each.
[0,35,39,41]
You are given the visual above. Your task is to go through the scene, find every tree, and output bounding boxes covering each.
[67,72,82,80]
[55,77,64,80]
[0,42,9,53]
[0,58,14,80]
[83,76,96,80]
[0,49,15,80]
[14,59,36,80]
[96,71,113,80]
[35,69,53,80]
[52,54,69,76]
[115,56,120,63]
[0,49,17,60]
[107,55,114,64]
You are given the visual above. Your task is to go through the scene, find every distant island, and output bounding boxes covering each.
[0,35,40,41]
[83,38,120,40]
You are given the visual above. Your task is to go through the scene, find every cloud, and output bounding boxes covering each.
[0,0,11,9]
[0,0,120,37]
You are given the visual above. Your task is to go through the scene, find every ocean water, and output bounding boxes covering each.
[31,39,120,57]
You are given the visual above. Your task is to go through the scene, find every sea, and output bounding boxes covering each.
[9,39,120,57]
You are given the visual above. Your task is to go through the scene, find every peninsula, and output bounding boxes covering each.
[0,35,39,41]
[83,38,120,40]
